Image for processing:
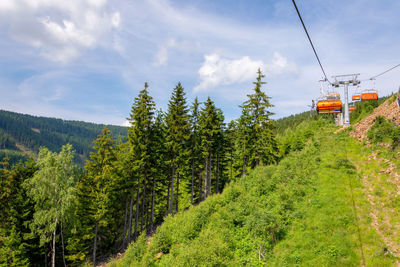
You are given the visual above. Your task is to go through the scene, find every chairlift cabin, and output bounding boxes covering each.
[316,99,342,114]
[361,89,378,101]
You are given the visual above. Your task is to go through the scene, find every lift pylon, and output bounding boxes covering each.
[332,74,360,127]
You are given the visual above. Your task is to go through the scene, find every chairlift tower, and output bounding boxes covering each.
[332,74,360,127]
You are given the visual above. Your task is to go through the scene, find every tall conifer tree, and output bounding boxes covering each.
[84,128,118,266]
[198,97,221,199]
[165,82,190,214]
[239,68,278,170]
[126,82,155,240]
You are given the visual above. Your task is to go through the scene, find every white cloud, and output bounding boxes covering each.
[194,52,297,92]
[0,0,120,63]
[154,39,176,66]
[122,120,131,127]
[153,38,200,67]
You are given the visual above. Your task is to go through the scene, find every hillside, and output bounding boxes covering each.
[109,99,400,266]
[0,110,128,165]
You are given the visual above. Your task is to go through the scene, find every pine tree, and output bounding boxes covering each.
[165,82,190,214]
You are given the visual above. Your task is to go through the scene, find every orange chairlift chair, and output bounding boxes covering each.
[352,86,361,101]
[316,99,343,114]
[349,103,356,113]
[361,80,378,101]
[361,89,378,101]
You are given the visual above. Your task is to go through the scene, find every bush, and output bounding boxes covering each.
[367,116,400,147]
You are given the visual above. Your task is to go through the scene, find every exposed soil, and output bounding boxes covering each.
[350,98,400,141]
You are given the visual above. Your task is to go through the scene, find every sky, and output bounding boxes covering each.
[0,0,399,126]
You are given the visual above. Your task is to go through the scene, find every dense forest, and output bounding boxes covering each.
[0,69,281,266]
[0,110,127,165]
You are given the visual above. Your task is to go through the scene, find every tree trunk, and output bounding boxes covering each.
[230,153,233,182]
[150,176,155,233]
[61,222,66,267]
[242,146,246,178]
[198,170,203,203]
[93,221,98,267]
[166,173,171,215]
[207,151,212,197]
[127,191,134,244]
[216,152,220,194]
[175,172,179,213]
[204,157,208,198]
[169,160,175,214]
[52,218,57,267]
[122,197,129,248]
[134,182,140,240]
[191,157,195,204]
[140,181,146,233]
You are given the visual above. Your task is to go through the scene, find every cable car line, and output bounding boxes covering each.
[291,0,331,84]
[362,63,400,81]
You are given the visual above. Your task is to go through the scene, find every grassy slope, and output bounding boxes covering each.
[109,118,400,266]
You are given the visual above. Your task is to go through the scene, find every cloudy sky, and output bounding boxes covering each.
[0,0,399,125]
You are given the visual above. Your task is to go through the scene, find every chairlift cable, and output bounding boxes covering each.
[291,0,331,84]
[362,63,400,81]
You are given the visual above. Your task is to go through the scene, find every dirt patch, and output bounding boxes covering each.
[350,98,400,141]
[15,143,35,158]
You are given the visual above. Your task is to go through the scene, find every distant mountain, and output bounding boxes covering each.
[0,110,128,166]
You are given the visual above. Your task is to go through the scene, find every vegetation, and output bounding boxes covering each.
[350,96,389,124]
[0,110,127,165]
[1,70,280,266]
[3,69,399,266]
[111,116,400,266]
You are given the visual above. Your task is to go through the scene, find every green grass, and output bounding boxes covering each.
[109,120,400,266]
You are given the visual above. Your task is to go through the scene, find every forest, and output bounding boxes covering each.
[0,110,127,166]
[0,69,281,266]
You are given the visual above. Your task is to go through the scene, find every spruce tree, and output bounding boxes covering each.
[83,127,118,266]
[126,82,155,241]
[189,97,202,204]
[239,68,279,170]
[198,97,221,199]
[165,82,190,214]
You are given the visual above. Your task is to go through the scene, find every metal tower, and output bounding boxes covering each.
[332,74,360,126]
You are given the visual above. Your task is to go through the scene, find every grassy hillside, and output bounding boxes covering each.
[0,110,127,165]
[108,113,400,266]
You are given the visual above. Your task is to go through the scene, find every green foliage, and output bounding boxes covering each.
[0,160,41,266]
[23,144,77,265]
[349,96,388,124]
[114,117,400,266]
[0,109,127,165]
[165,82,191,213]
[234,69,279,178]
[114,120,327,266]
[367,116,400,147]
[275,111,315,135]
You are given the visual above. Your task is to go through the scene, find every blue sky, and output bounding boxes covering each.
[0,0,399,125]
